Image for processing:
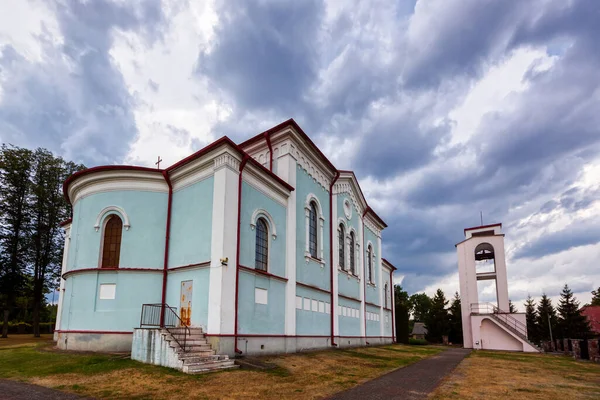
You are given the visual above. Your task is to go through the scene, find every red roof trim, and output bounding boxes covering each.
[382,258,398,271]
[59,218,72,227]
[63,165,162,205]
[464,223,502,233]
[238,118,337,172]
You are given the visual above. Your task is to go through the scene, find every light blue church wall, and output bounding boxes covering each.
[296,285,331,336]
[383,309,393,337]
[382,270,392,309]
[168,177,214,268]
[166,267,210,330]
[67,191,168,270]
[239,181,287,277]
[60,271,163,331]
[238,271,286,334]
[336,194,361,299]
[366,304,380,336]
[364,226,380,305]
[338,296,361,336]
[295,167,330,290]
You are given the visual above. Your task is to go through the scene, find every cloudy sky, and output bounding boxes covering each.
[1,0,599,310]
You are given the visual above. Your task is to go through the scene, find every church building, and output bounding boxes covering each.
[54,119,396,356]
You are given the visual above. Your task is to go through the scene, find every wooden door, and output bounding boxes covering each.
[180,280,193,327]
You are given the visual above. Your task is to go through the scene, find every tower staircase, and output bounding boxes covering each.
[471,303,541,352]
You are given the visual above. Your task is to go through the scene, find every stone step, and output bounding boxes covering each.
[183,358,235,368]
[177,349,216,357]
[167,327,204,333]
[169,333,206,340]
[179,354,229,364]
[178,344,213,351]
[183,362,239,374]
[165,338,208,346]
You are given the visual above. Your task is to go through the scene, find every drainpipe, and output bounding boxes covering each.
[329,171,340,347]
[390,269,396,343]
[160,170,173,327]
[263,132,273,172]
[362,208,369,344]
[234,155,250,354]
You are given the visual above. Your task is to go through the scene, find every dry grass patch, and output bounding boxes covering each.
[431,350,600,400]
[1,343,441,399]
[0,334,53,348]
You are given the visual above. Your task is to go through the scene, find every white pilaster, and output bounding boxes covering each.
[332,193,339,338]
[280,153,297,337]
[377,235,384,336]
[359,217,366,337]
[207,154,240,334]
[54,224,71,338]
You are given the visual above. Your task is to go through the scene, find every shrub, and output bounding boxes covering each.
[409,338,428,345]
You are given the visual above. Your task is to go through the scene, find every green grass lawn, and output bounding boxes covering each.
[0,338,442,399]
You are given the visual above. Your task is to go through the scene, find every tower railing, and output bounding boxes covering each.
[470,302,528,339]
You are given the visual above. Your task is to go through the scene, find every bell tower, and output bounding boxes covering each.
[456,223,511,348]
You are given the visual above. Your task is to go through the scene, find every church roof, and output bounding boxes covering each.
[581,305,600,334]
[412,322,428,335]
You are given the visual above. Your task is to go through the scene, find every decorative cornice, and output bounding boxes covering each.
[333,182,364,215]
[364,217,382,238]
[214,153,240,172]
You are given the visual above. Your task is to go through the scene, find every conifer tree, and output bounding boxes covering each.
[425,289,449,343]
[394,285,410,344]
[536,293,557,342]
[591,287,600,306]
[509,299,517,313]
[0,146,34,338]
[557,284,591,339]
[524,295,539,343]
[448,292,463,344]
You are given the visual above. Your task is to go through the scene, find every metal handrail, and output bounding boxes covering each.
[470,302,528,338]
[140,303,191,352]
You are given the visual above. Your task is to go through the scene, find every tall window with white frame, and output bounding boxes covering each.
[101,214,123,268]
[367,245,373,283]
[349,231,356,275]
[255,218,269,271]
[309,201,318,259]
[338,224,345,270]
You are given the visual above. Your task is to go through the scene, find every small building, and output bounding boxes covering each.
[581,305,600,337]
[411,322,427,340]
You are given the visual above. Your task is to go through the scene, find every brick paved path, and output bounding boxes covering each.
[0,380,89,400]
[327,348,471,400]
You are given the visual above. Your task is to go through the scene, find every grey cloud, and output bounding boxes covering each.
[197,0,324,115]
[0,0,167,165]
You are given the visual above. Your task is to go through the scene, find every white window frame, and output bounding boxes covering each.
[304,194,325,265]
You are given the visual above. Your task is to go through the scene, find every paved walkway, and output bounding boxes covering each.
[0,380,89,400]
[328,348,471,400]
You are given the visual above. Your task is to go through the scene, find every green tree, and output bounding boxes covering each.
[509,299,517,313]
[557,284,591,339]
[591,287,600,306]
[0,145,34,338]
[448,292,463,344]
[536,293,557,342]
[394,285,410,344]
[425,289,449,343]
[409,292,431,322]
[28,149,83,337]
[524,295,539,344]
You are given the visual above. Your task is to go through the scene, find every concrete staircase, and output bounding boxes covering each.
[163,327,238,374]
[487,314,542,352]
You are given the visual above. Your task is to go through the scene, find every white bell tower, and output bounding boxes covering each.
[456,223,538,352]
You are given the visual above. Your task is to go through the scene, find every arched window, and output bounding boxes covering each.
[338,224,345,270]
[255,218,269,271]
[367,245,373,283]
[309,201,318,259]
[385,283,389,308]
[101,215,123,268]
[349,232,355,275]
[475,242,495,273]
